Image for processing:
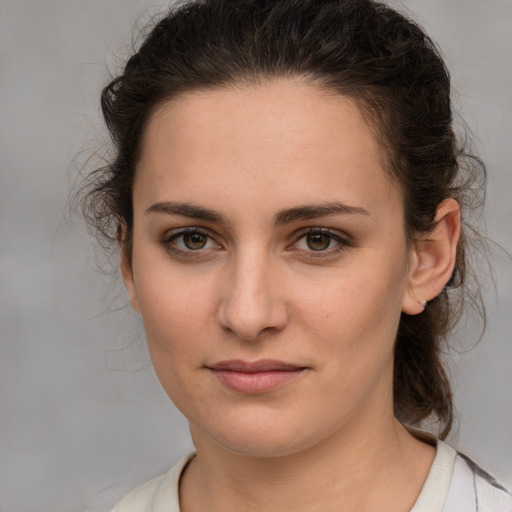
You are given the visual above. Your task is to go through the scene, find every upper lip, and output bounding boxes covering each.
[207,359,306,372]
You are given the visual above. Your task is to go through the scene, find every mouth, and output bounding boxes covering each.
[206,359,308,394]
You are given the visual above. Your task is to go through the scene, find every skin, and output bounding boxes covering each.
[122,80,460,511]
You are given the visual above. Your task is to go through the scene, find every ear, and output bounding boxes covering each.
[402,198,461,315]
[118,224,140,313]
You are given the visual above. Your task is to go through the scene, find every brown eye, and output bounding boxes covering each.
[164,228,218,253]
[292,228,349,256]
[183,232,208,250]
[306,233,333,251]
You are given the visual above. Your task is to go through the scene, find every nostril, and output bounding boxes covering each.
[217,302,288,341]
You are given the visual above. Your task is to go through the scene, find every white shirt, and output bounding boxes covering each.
[111,441,512,511]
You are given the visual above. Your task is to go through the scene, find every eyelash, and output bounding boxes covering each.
[161,227,351,259]
[161,227,221,258]
[289,227,351,258]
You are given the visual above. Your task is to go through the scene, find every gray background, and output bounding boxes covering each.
[0,1,510,510]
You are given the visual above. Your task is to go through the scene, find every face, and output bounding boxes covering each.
[124,81,417,457]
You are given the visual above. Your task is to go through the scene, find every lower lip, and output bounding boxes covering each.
[210,369,306,393]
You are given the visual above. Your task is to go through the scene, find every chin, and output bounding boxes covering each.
[212,432,314,459]
[190,408,329,459]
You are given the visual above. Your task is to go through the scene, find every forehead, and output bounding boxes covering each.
[136,80,402,218]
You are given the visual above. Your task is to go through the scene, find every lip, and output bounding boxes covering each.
[206,359,308,394]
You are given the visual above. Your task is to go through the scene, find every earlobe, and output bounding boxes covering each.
[402,198,461,315]
[118,225,140,313]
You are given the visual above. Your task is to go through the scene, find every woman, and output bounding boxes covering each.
[81,0,511,510]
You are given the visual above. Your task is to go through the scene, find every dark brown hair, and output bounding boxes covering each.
[81,0,486,438]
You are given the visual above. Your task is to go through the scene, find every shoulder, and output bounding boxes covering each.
[110,473,164,512]
[110,453,195,512]
[443,446,512,512]
[412,438,512,512]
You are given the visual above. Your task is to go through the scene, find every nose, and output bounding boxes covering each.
[216,250,288,341]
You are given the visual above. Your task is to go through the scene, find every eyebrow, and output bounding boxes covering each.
[145,200,370,225]
[145,201,225,223]
[273,202,370,225]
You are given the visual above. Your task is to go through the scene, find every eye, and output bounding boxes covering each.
[180,232,209,250]
[162,228,220,253]
[303,232,335,251]
[292,228,349,254]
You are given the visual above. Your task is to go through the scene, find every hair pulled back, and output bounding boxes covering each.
[82,0,486,438]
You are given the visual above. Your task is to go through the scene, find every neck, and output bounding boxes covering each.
[180,410,435,512]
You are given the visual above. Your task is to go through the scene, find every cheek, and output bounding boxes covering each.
[297,262,406,325]
[140,286,212,347]
[131,253,218,365]
[133,272,217,411]
[294,267,405,411]
[292,255,408,369]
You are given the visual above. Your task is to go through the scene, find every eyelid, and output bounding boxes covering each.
[287,227,351,256]
[163,226,208,241]
[161,226,223,255]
